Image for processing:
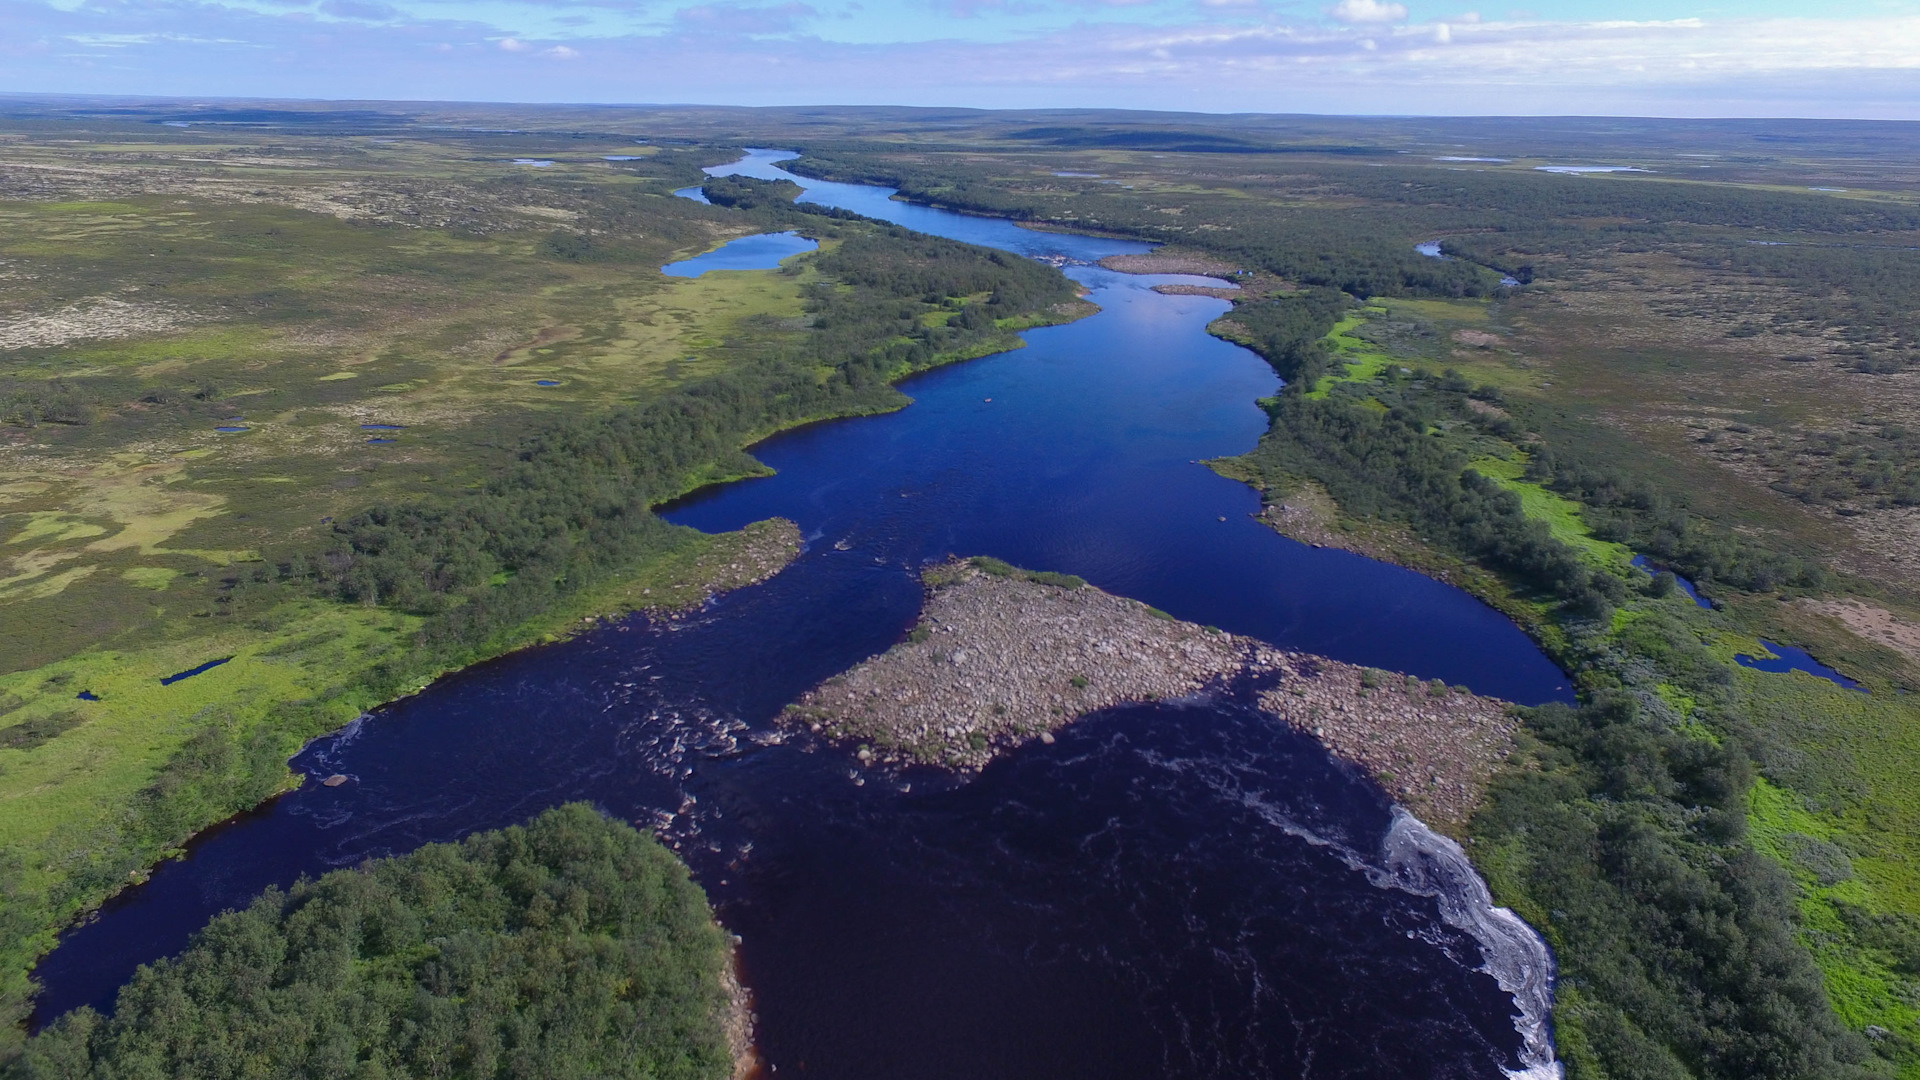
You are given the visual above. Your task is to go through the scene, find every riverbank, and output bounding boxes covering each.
[4,178,1099,1049]
[785,558,1520,832]
[0,515,804,1049]
[721,941,763,1080]
[1095,250,1292,299]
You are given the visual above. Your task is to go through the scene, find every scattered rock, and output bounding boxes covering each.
[1097,252,1238,277]
[784,559,1520,832]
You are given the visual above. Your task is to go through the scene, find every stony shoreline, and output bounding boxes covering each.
[1096,250,1292,300]
[1097,251,1241,277]
[720,942,763,1080]
[785,559,1521,831]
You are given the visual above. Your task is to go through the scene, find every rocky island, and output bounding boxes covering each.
[785,557,1521,831]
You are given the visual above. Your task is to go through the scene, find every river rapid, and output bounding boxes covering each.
[32,151,1569,1078]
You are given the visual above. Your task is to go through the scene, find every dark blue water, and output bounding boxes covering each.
[1737,639,1866,692]
[31,151,1572,1079]
[157,657,232,686]
[662,230,819,277]
[677,152,1567,700]
[1631,554,1714,609]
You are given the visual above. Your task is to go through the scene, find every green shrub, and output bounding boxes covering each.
[15,805,731,1080]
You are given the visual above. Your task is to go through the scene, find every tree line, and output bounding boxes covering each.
[1219,297,1870,1080]
[12,805,733,1080]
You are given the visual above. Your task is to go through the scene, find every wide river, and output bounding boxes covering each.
[34,151,1570,1078]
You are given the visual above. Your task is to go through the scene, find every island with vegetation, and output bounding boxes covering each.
[0,104,1085,1060]
[6,101,1920,1080]
[11,805,745,1080]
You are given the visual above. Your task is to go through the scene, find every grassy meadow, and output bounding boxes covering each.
[0,118,834,1046]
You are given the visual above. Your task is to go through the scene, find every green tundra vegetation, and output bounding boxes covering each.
[0,105,1079,1061]
[8,102,1920,1080]
[768,121,1920,1079]
[11,804,735,1080]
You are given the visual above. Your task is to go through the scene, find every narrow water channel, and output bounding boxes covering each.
[32,151,1570,1079]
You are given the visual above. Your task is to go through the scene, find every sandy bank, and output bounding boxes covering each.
[785,559,1519,831]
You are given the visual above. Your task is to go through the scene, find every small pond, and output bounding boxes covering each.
[1630,555,1713,610]
[1737,640,1866,692]
[661,230,818,277]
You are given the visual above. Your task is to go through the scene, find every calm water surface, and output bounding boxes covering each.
[33,150,1571,1078]
[663,230,818,277]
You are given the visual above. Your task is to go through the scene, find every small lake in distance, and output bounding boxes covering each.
[662,230,819,277]
[33,148,1571,1080]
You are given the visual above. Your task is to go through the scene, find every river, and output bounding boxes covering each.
[31,150,1569,1078]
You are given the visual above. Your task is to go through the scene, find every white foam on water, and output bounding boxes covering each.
[1144,728,1563,1076]
[1375,808,1563,1079]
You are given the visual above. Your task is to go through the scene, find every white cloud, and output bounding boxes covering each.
[4,0,1920,119]
[1328,0,1406,24]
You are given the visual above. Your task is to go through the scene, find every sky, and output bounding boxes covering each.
[2,0,1918,117]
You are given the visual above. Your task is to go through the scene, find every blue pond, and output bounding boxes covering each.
[213,426,249,433]
[365,438,396,445]
[360,423,405,431]
[534,379,561,386]
[32,150,1569,1079]
[1737,640,1866,692]
[1631,554,1713,609]
[74,690,99,702]
[158,657,232,686]
[661,230,819,277]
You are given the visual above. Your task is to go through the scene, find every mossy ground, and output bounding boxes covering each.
[1304,309,1394,398]
[0,127,835,1043]
[1232,301,1920,1075]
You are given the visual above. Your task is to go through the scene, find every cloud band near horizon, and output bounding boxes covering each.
[2,2,1918,118]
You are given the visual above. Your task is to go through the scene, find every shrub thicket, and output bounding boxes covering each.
[12,805,732,1080]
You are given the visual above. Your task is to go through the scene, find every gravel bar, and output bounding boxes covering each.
[785,558,1522,831]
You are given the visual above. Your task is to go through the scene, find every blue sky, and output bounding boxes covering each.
[3,0,1918,116]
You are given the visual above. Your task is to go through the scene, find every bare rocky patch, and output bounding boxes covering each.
[1797,597,1920,670]
[1097,251,1239,277]
[0,297,197,351]
[786,559,1519,832]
